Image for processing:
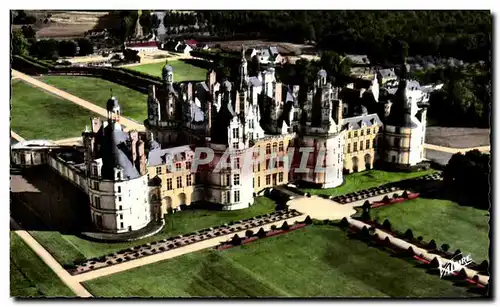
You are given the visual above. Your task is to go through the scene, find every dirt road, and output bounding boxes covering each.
[11,131,25,142]
[424,143,490,154]
[11,70,145,132]
[10,218,93,298]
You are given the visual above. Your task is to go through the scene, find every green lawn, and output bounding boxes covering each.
[10,232,74,297]
[126,60,207,82]
[83,225,480,298]
[30,197,276,266]
[10,79,100,140]
[302,169,436,197]
[370,197,490,262]
[39,76,147,122]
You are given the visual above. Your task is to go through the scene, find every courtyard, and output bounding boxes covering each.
[126,59,207,82]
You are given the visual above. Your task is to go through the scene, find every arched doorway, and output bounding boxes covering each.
[364,153,372,170]
[178,193,186,206]
[164,196,172,214]
[352,156,359,172]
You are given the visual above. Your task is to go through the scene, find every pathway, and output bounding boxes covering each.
[11,131,25,142]
[11,70,145,132]
[424,143,490,154]
[10,218,93,298]
[53,136,83,146]
[73,215,305,282]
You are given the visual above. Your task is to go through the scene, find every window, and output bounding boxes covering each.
[117,186,121,193]
[94,196,100,208]
[118,196,122,202]
[258,177,261,187]
[92,165,98,176]
[234,174,240,185]
[176,163,182,171]
[347,144,351,153]
[186,162,191,171]
[360,130,364,136]
[266,175,271,185]
[366,140,370,149]
[266,144,271,154]
[176,176,182,188]
[394,137,400,148]
[257,163,261,172]
[166,178,173,190]
[278,172,283,183]
[253,178,255,188]
[373,138,377,148]
[232,128,239,138]
[354,131,358,137]
[249,121,254,129]
[93,181,99,190]
[348,132,351,138]
[224,190,231,203]
[353,142,358,152]
[120,214,123,220]
[120,222,124,229]
[186,174,192,186]
[226,173,231,186]
[360,142,364,151]
[117,171,122,179]
[392,156,396,163]
[367,128,371,135]
[234,190,240,202]
[279,141,284,152]
[119,205,122,210]
[234,158,240,169]
[156,166,162,175]
[272,143,278,153]
[233,142,239,149]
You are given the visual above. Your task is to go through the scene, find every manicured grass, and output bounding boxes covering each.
[39,76,147,122]
[302,169,436,197]
[83,225,479,297]
[370,197,490,262]
[10,79,100,140]
[30,197,276,266]
[126,60,207,82]
[10,232,74,297]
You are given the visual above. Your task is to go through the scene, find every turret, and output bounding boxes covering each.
[106,93,121,122]
[162,61,174,86]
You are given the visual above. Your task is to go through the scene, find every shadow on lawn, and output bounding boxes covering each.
[10,165,92,234]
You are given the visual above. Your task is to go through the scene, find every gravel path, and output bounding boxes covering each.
[426,127,490,149]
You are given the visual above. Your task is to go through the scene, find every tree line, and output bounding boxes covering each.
[192,11,491,63]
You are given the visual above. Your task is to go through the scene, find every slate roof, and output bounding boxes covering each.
[342,113,383,130]
[147,145,193,166]
[269,46,279,56]
[106,96,120,112]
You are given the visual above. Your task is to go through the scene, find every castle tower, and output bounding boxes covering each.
[162,61,174,86]
[239,45,249,90]
[106,92,121,122]
[134,10,144,39]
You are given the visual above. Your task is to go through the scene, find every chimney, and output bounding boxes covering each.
[137,139,146,175]
[274,82,282,103]
[206,100,212,137]
[335,99,343,125]
[91,117,102,133]
[130,130,138,164]
[187,83,193,101]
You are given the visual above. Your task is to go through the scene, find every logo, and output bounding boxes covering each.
[438,253,473,278]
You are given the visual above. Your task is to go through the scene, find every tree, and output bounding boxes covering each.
[123,49,141,63]
[281,221,290,230]
[11,29,28,56]
[57,40,77,57]
[31,39,59,60]
[139,10,153,36]
[441,244,450,252]
[21,25,36,40]
[12,10,36,25]
[76,38,94,56]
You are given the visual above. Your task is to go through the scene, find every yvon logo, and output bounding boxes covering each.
[438,253,473,278]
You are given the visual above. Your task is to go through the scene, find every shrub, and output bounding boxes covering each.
[245,230,254,238]
[428,239,437,249]
[360,210,371,221]
[382,195,390,203]
[453,249,462,257]
[304,215,312,224]
[393,193,400,199]
[281,221,290,230]
[441,244,450,252]
[339,217,349,228]
[402,191,409,199]
[478,260,489,271]
[257,227,267,238]
[362,200,371,209]
[270,225,277,231]
[430,257,440,268]
[382,219,391,230]
[231,234,242,246]
[404,229,414,239]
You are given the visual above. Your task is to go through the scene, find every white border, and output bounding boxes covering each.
[3,2,498,306]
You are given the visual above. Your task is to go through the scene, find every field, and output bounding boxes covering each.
[302,169,436,197]
[39,76,148,122]
[370,197,490,262]
[28,196,276,266]
[126,60,207,82]
[10,232,74,297]
[10,79,101,140]
[83,225,480,297]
